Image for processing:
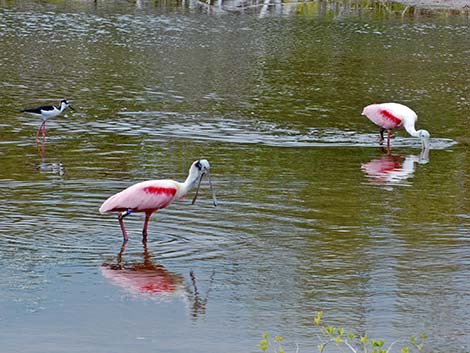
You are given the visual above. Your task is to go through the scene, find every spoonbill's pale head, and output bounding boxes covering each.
[418,129,430,149]
[195,159,210,174]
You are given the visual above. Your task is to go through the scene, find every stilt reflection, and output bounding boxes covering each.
[36,142,65,176]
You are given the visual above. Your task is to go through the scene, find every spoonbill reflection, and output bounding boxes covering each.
[101,242,185,298]
[101,242,212,318]
[361,147,429,186]
[362,103,430,150]
[21,99,75,144]
[99,159,218,243]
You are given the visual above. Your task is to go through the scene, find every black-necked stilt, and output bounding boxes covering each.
[21,99,75,143]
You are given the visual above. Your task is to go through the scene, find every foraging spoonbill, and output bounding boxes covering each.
[362,103,430,149]
[21,99,74,143]
[99,159,218,243]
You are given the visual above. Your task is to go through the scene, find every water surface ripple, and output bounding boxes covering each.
[0,2,469,353]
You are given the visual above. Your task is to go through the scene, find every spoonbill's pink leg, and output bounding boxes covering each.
[117,241,127,264]
[142,211,153,243]
[118,209,131,242]
[387,130,391,153]
[378,127,385,144]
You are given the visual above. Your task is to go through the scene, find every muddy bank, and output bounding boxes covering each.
[382,0,470,9]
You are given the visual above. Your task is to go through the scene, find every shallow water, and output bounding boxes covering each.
[0,1,469,353]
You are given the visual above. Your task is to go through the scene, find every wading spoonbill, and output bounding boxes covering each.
[362,103,430,149]
[99,159,217,243]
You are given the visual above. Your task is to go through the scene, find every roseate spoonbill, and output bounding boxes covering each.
[99,159,218,243]
[362,103,430,149]
[21,99,74,143]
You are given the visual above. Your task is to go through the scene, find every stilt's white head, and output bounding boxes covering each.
[191,159,218,207]
[60,99,75,112]
[418,129,430,149]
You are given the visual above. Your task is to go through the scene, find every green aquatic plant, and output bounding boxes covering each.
[258,311,425,353]
[313,311,425,353]
[258,332,287,353]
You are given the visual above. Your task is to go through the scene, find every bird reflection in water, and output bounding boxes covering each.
[101,241,213,319]
[361,146,429,186]
[36,143,65,176]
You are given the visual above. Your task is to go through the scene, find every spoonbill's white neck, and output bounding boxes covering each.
[174,163,203,200]
[181,166,201,194]
[403,121,430,148]
[403,121,419,137]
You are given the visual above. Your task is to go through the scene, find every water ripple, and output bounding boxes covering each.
[106,112,457,149]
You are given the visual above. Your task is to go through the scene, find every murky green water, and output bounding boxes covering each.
[0,1,469,352]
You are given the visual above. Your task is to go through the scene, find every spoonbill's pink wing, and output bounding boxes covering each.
[362,104,403,130]
[100,180,178,213]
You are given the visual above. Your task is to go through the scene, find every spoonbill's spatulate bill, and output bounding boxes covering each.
[21,99,75,143]
[99,159,218,243]
[362,102,430,149]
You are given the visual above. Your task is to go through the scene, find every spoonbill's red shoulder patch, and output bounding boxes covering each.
[143,186,177,196]
[380,109,402,125]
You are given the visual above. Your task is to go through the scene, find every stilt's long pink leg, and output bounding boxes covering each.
[37,143,45,158]
[42,121,46,143]
[36,121,45,143]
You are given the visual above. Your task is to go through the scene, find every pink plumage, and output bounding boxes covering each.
[99,180,178,214]
[99,159,217,243]
[362,102,429,149]
[362,103,407,130]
